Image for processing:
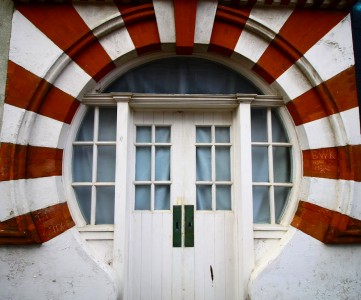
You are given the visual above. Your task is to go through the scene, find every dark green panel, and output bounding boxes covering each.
[184,205,194,247]
[173,205,182,247]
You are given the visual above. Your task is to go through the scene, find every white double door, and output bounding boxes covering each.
[126,111,240,300]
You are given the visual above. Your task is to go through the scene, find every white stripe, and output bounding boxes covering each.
[194,0,218,45]
[271,64,313,102]
[74,3,121,30]
[154,0,176,43]
[234,7,293,64]
[0,177,65,221]
[9,10,63,79]
[339,107,361,145]
[304,14,354,82]
[97,21,136,63]
[296,117,336,150]
[52,60,94,99]
[0,104,68,149]
[301,177,361,220]
[249,7,293,34]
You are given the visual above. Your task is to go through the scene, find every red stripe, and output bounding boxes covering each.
[0,203,75,245]
[0,143,63,181]
[303,145,361,182]
[287,67,358,126]
[174,0,197,55]
[208,5,252,57]
[291,201,361,244]
[118,4,161,55]
[253,9,347,83]
[16,4,115,80]
[5,61,80,124]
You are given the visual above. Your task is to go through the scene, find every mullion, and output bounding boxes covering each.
[268,108,276,224]
[211,125,216,211]
[90,107,99,225]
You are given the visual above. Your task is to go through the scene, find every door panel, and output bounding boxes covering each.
[128,111,236,299]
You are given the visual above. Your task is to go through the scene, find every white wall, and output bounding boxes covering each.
[0,229,118,300]
[249,229,361,299]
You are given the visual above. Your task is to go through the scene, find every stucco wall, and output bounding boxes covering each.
[0,0,13,134]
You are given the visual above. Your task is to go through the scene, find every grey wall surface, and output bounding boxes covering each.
[0,0,14,133]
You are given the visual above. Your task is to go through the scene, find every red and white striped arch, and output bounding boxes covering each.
[1,1,360,244]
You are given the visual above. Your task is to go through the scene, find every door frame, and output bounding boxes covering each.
[81,93,284,299]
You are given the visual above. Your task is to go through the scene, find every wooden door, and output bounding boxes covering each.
[127,111,237,300]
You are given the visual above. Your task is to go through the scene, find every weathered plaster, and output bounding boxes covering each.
[0,229,118,300]
[249,229,361,299]
[0,0,14,140]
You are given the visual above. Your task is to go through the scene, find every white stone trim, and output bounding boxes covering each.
[153,0,176,44]
[339,107,361,145]
[194,0,218,45]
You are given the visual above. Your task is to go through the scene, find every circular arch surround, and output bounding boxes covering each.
[2,3,359,246]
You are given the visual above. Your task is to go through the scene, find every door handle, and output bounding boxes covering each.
[173,205,182,247]
[184,205,194,247]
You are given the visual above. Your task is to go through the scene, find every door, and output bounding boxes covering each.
[127,111,237,300]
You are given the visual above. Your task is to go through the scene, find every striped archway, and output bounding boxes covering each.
[0,0,360,244]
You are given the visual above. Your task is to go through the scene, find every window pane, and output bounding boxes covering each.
[97,146,116,182]
[73,145,93,182]
[196,127,211,143]
[215,127,230,143]
[272,110,288,142]
[196,185,212,210]
[155,127,170,143]
[273,147,291,182]
[216,147,231,181]
[136,126,152,143]
[155,147,170,181]
[251,108,267,142]
[96,186,115,224]
[216,185,231,210]
[253,186,270,223]
[155,185,170,210]
[135,185,151,210]
[196,147,212,181]
[73,186,91,224]
[275,186,290,223]
[135,147,151,181]
[76,107,94,141]
[252,147,269,182]
[98,108,117,141]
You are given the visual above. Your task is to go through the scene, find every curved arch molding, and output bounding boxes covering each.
[1,1,361,244]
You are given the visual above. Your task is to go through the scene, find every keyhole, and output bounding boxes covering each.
[176,222,179,230]
[188,221,192,228]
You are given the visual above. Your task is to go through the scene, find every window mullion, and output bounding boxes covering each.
[91,107,99,225]
[267,108,275,225]
[151,125,155,211]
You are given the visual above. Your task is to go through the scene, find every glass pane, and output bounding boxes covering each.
[135,185,151,210]
[155,147,170,181]
[253,186,270,223]
[273,147,292,182]
[97,146,116,182]
[96,186,115,224]
[155,127,171,143]
[215,127,230,143]
[196,127,211,143]
[251,108,267,142]
[136,126,152,143]
[272,110,288,142]
[73,145,93,182]
[216,147,231,181]
[196,185,212,210]
[252,147,268,182]
[196,147,212,181]
[76,107,94,141]
[73,186,91,224]
[216,185,231,210]
[154,185,170,210]
[98,107,117,141]
[135,147,151,181]
[275,187,290,223]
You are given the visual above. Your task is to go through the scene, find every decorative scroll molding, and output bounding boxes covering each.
[0,202,75,245]
[292,201,361,244]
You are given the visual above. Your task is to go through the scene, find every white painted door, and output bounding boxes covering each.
[127,111,238,300]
